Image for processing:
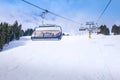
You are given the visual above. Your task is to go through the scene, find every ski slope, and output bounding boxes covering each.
[0,34,120,80]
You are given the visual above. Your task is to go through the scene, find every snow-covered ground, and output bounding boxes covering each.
[0,34,120,80]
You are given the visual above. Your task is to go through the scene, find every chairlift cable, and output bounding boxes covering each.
[97,0,112,22]
[21,0,81,24]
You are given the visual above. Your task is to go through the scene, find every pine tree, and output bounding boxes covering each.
[21,30,24,36]
[104,28,110,35]
[99,25,110,35]
[16,24,22,40]
[1,23,7,44]
[111,25,120,35]
[0,21,23,51]
[13,21,18,40]
[118,26,120,34]
[10,25,14,41]
[0,22,7,51]
[23,28,34,36]
[0,23,3,51]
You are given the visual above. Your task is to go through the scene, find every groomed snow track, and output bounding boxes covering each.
[0,35,120,80]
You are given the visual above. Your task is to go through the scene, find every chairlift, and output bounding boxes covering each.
[79,27,87,31]
[31,24,62,40]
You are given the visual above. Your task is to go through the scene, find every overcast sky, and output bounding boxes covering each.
[0,0,120,32]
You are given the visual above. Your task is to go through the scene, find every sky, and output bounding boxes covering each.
[0,0,120,32]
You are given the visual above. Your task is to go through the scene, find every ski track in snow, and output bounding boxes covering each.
[0,34,120,80]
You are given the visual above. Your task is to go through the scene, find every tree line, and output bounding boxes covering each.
[0,21,35,51]
[0,21,22,51]
[98,25,110,35]
[23,28,34,36]
[98,24,120,35]
[111,24,120,35]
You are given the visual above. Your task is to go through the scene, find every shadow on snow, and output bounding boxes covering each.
[2,37,30,52]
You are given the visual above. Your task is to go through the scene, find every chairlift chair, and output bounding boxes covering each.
[31,24,62,40]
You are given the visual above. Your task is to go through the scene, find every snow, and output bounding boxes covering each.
[0,34,120,80]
